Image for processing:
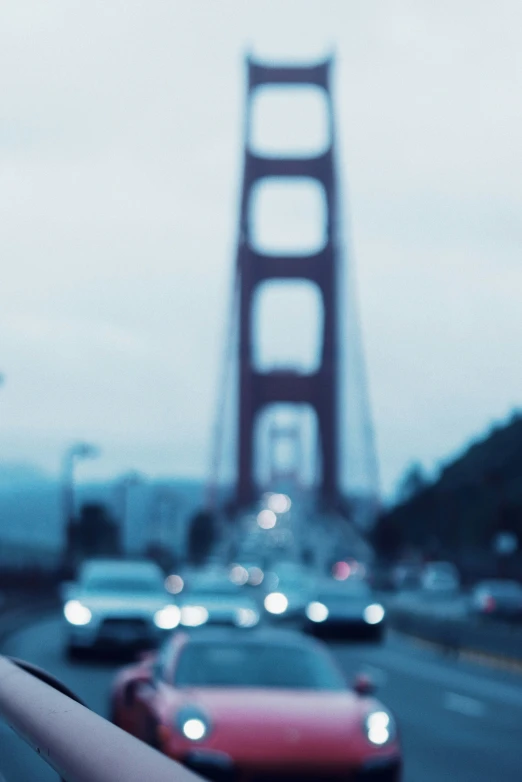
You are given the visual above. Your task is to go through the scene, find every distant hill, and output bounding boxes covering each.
[374,411,522,578]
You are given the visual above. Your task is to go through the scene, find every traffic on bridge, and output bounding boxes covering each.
[1,4,521,782]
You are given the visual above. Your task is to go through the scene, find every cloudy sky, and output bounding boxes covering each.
[1,1,521,497]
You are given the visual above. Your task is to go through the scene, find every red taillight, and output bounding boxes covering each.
[481,594,496,612]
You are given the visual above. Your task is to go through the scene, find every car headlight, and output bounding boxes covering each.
[234,607,259,628]
[264,592,288,615]
[363,603,385,625]
[365,710,396,746]
[63,600,92,626]
[180,605,209,627]
[182,717,208,740]
[153,605,181,630]
[176,706,211,741]
[306,601,329,622]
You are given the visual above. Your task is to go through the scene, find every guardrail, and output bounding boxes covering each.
[0,655,202,782]
[387,606,522,663]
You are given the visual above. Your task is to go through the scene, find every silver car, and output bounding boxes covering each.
[62,559,180,658]
[178,576,260,628]
[470,580,522,621]
[420,561,460,594]
[263,562,314,621]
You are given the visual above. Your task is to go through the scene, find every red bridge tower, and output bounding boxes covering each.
[236,57,340,508]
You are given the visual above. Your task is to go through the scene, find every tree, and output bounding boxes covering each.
[396,462,428,504]
[187,510,217,566]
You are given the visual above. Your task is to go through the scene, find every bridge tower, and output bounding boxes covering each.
[235,56,340,508]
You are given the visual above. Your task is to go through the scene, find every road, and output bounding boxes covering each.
[1,615,522,781]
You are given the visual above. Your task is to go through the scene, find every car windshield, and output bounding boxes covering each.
[83,575,162,593]
[174,642,346,690]
[183,588,241,601]
[318,580,371,600]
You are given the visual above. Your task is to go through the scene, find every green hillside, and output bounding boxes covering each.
[374,411,522,578]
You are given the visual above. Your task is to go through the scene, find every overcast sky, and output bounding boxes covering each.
[1,1,521,497]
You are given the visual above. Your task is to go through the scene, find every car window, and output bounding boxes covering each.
[173,642,346,691]
[318,580,371,600]
[183,588,241,601]
[83,575,163,593]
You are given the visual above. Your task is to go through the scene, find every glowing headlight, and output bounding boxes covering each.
[63,600,92,626]
[229,564,249,585]
[182,717,207,741]
[235,607,259,628]
[153,605,181,630]
[306,601,329,623]
[180,605,209,627]
[264,592,288,615]
[365,710,395,746]
[165,574,184,594]
[363,603,385,625]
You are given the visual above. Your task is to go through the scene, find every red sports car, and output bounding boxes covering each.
[111,628,402,781]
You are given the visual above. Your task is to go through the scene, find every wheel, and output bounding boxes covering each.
[144,715,161,750]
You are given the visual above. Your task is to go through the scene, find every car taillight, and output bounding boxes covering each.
[481,595,496,612]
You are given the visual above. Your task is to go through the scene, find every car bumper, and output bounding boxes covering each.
[181,750,401,782]
[304,618,385,640]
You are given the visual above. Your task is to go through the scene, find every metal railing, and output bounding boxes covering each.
[0,655,202,782]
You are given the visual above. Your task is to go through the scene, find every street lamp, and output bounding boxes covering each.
[115,471,144,555]
[63,442,99,558]
[151,486,171,542]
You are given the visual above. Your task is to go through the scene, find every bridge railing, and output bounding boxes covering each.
[0,655,202,782]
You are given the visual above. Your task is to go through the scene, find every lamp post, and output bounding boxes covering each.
[115,471,143,556]
[150,485,179,552]
[63,443,99,561]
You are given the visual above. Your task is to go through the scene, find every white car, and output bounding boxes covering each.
[420,562,460,594]
[178,575,260,628]
[62,559,180,658]
[263,562,314,620]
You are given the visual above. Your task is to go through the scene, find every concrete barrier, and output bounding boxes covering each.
[387,605,522,664]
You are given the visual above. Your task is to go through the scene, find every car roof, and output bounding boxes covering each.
[316,577,370,591]
[80,559,163,577]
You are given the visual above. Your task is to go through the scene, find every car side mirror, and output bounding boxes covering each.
[136,649,156,664]
[123,673,156,709]
[353,673,376,696]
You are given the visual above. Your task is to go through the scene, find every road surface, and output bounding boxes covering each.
[1,615,521,781]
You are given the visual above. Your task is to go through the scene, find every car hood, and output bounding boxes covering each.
[161,688,390,766]
[73,594,171,612]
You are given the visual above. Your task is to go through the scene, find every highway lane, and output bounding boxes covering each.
[1,616,522,782]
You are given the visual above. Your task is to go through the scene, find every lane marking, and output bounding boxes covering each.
[394,630,522,675]
[444,692,485,717]
[361,642,522,709]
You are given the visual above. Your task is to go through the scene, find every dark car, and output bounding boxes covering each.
[304,578,386,641]
[470,580,522,621]
[111,628,401,781]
